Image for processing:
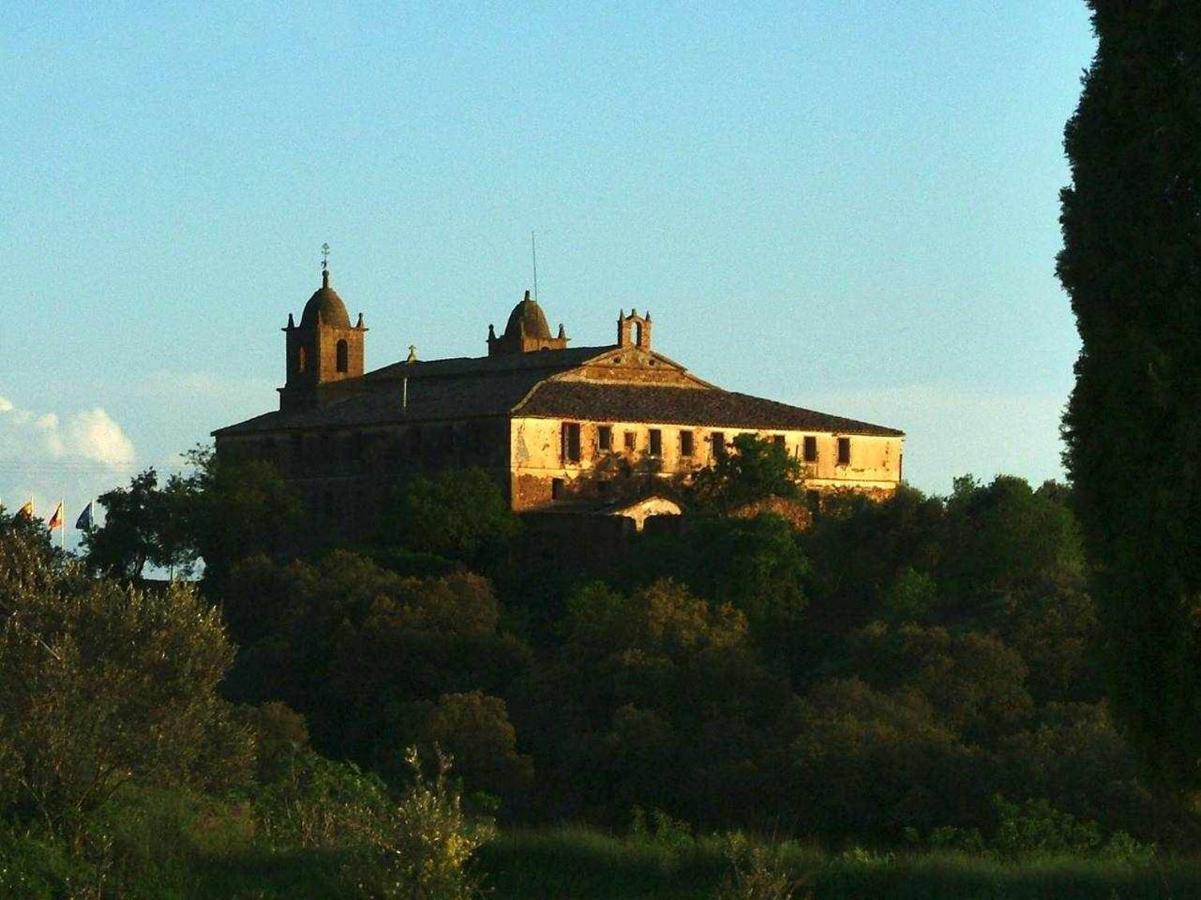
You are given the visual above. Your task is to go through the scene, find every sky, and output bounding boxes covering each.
[1,1,1097,539]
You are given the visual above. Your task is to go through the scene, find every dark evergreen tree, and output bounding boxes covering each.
[1059,3,1201,787]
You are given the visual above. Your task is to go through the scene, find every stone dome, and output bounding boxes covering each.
[300,270,351,329]
[503,291,552,340]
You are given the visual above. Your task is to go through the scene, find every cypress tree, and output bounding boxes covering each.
[1059,2,1201,788]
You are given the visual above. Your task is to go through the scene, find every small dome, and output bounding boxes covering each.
[300,270,351,329]
[503,291,551,340]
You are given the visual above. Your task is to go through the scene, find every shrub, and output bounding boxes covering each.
[715,833,807,900]
[630,806,695,854]
[349,746,496,900]
[0,566,252,839]
[255,748,389,851]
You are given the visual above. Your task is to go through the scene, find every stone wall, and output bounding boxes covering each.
[508,415,902,511]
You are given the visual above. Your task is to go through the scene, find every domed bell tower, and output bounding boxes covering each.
[487,290,568,356]
[279,265,367,411]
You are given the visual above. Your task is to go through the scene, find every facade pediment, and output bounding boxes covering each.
[553,347,712,389]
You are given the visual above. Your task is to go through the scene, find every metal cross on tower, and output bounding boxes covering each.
[321,242,331,272]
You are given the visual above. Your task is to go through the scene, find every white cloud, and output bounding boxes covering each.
[0,397,135,469]
[64,408,137,468]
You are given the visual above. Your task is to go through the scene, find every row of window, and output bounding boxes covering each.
[251,421,501,473]
[560,423,852,466]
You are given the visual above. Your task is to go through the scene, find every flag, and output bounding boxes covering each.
[47,502,63,530]
[16,499,33,518]
[75,502,94,530]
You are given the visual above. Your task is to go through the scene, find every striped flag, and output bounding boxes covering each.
[47,502,63,530]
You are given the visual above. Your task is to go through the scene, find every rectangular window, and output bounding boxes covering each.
[598,425,612,452]
[712,431,726,460]
[680,430,694,457]
[837,436,851,466]
[649,429,662,456]
[773,434,786,448]
[803,435,818,463]
[552,477,565,499]
[562,422,582,463]
[624,431,636,451]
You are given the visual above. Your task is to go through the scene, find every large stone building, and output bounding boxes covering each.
[214,268,904,533]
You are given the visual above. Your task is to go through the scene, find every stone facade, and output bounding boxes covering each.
[214,270,905,533]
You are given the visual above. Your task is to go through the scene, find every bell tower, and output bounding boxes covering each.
[279,260,367,412]
[617,309,652,350]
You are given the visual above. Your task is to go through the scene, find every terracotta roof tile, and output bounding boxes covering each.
[515,382,903,436]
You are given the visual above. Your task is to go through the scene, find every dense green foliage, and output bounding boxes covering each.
[1058,3,1201,787]
[166,458,1180,852]
[20,428,1201,892]
[0,512,249,840]
[690,433,804,512]
[0,509,496,898]
[380,467,520,572]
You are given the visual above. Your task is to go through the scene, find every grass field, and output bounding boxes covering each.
[10,811,1201,899]
[479,827,1201,900]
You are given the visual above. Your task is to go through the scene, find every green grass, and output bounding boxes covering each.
[479,826,1201,900]
[8,806,1201,899]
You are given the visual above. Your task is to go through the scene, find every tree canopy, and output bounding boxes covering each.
[1058,2,1201,788]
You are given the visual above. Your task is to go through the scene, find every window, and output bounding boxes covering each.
[336,339,349,373]
[712,431,726,460]
[837,437,851,466]
[773,434,786,448]
[649,429,662,456]
[552,478,565,499]
[806,490,821,510]
[562,422,582,463]
[680,430,694,457]
[598,425,612,452]
[624,431,636,451]
[297,346,308,373]
[803,435,818,463]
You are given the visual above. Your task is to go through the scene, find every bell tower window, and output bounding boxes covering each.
[336,339,349,373]
[297,346,308,373]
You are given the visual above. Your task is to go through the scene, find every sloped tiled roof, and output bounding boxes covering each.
[214,346,614,435]
[214,345,902,438]
[515,382,903,436]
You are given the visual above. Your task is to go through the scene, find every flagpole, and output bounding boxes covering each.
[60,499,65,551]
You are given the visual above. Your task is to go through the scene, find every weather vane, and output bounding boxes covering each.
[321,242,331,273]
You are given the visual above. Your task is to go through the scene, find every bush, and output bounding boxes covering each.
[349,746,496,900]
[0,824,85,899]
[991,795,1154,862]
[0,561,252,839]
[715,832,807,900]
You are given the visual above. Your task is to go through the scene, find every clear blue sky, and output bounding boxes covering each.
[1,1,1096,528]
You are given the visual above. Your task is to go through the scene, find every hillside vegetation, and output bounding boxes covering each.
[2,432,1199,896]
